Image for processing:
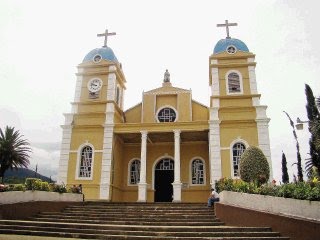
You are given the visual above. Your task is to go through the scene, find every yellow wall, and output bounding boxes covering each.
[125,104,142,123]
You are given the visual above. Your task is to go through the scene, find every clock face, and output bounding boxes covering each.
[87,78,102,93]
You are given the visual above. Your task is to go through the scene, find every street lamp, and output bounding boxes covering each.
[296,117,309,130]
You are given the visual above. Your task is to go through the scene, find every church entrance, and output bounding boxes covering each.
[154,158,174,202]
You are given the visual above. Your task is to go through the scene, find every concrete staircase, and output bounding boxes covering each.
[0,202,289,239]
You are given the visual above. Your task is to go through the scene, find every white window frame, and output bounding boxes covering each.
[75,143,95,180]
[189,157,206,186]
[127,158,141,186]
[229,139,249,178]
[225,70,243,95]
[155,105,178,123]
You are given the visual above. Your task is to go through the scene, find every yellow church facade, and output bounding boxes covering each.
[58,25,272,202]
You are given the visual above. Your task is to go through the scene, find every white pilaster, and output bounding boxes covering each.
[138,130,148,202]
[100,68,117,200]
[74,75,83,102]
[256,119,273,180]
[173,129,182,202]
[248,65,258,94]
[57,113,74,184]
[211,65,220,96]
[209,120,222,188]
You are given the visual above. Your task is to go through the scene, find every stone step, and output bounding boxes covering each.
[0,230,291,240]
[34,215,219,222]
[30,217,224,226]
[0,225,284,238]
[39,211,215,217]
[0,202,289,239]
[0,220,273,233]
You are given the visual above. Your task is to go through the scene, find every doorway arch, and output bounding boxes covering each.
[154,158,174,202]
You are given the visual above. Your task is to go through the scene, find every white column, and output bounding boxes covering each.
[172,129,182,202]
[138,130,148,202]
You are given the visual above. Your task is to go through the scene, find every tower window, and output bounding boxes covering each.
[129,159,140,185]
[79,146,93,178]
[232,143,246,177]
[157,107,177,122]
[227,72,242,93]
[226,45,237,54]
[191,159,205,185]
[116,86,120,105]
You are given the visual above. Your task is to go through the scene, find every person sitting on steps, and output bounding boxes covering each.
[207,188,220,207]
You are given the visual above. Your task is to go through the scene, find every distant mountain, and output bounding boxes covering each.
[4,168,52,183]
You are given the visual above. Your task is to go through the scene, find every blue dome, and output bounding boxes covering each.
[83,47,118,63]
[213,38,249,54]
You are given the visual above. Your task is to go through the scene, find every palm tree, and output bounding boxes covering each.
[0,126,32,183]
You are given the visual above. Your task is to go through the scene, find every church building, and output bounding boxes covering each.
[58,21,272,202]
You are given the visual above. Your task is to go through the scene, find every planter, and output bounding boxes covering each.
[220,191,320,221]
[0,191,83,205]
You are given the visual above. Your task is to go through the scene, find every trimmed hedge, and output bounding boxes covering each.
[239,146,270,184]
[215,178,320,201]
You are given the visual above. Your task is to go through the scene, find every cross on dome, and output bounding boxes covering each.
[97,28,116,48]
[217,20,238,39]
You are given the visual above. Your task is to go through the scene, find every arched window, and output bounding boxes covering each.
[191,158,205,185]
[227,71,242,94]
[157,107,177,122]
[129,159,140,185]
[232,143,246,177]
[79,146,93,178]
[115,86,120,105]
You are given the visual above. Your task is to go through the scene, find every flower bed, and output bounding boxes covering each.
[215,178,320,201]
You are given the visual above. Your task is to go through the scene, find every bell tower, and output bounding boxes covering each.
[208,21,272,186]
[58,29,126,200]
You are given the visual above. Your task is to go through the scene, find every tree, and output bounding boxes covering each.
[239,146,270,184]
[283,111,304,182]
[281,152,289,184]
[0,126,32,183]
[304,84,320,176]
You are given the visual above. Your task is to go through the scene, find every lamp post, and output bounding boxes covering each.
[295,117,309,130]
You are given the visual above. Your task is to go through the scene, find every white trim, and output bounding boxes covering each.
[229,138,249,179]
[75,142,95,181]
[152,155,174,191]
[127,158,141,186]
[155,105,178,123]
[189,157,206,186]
[225,70,243,95]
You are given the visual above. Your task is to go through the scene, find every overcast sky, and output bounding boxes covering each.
[0,0,319,182]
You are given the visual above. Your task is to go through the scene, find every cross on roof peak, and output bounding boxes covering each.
[217,20,238,39]
[97,28,116,48]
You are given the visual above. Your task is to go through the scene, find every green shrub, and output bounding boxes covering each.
[12,184,26,191]
[239,146,270,184]
[25,178,41,190]
[49,183,67,193]
[40,181,50,191]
